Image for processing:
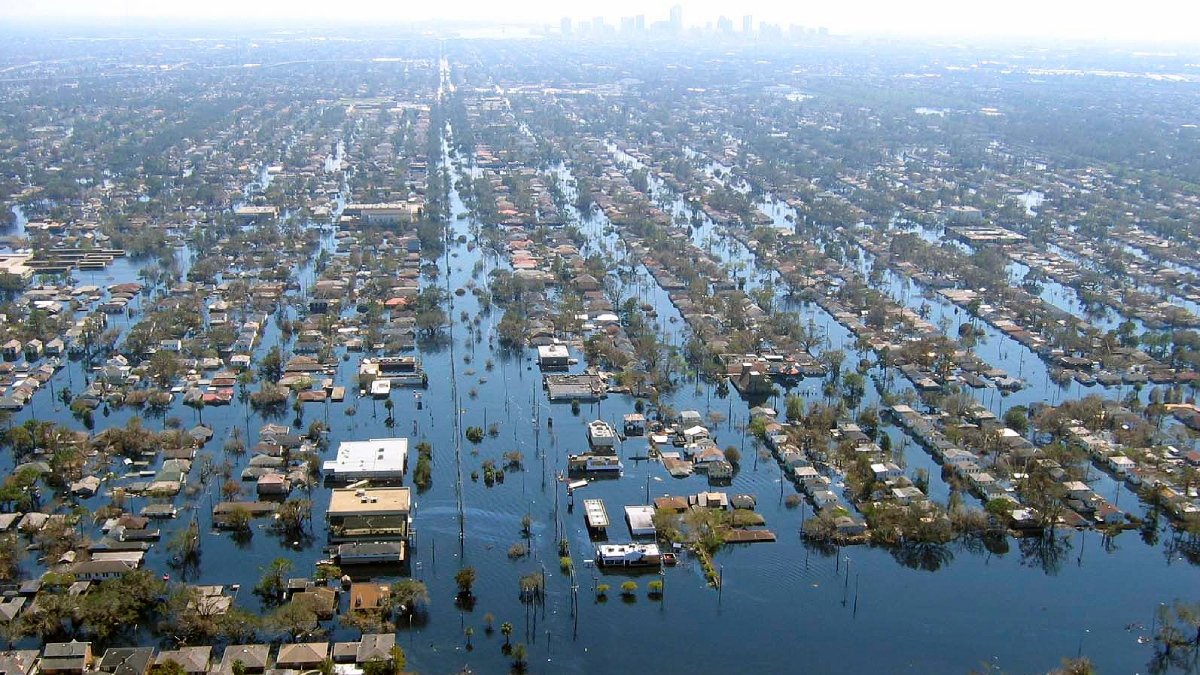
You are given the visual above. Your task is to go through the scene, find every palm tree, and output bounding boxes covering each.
[500,621,513,647]
[510,644,528,672]
[454,566,476,597]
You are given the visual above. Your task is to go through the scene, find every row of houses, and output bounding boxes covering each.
[1066,422,1200,520]
[0,633,399,675]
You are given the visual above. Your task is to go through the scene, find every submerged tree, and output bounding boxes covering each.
[454,566,476,598]
[255,557,293,605]
[389,579,430,619]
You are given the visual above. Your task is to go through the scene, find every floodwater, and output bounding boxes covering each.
[1,126,1197,675]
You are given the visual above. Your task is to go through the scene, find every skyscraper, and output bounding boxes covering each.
[743,15,753,34]
[669,5,683,33]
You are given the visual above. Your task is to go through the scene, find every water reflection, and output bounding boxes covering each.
[892,540,955,572]
[1019,534,1074,576]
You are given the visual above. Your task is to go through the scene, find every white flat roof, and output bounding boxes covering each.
[323,438,408,478]
[537,344,569,358]
[588,420,616,437]
[624,505,656,533]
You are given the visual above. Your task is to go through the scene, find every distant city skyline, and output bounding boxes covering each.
[5,0,1200,44]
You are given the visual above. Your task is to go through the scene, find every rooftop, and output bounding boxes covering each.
[322,438,408,479]
[537,344,569,358]
[328,486,412,515]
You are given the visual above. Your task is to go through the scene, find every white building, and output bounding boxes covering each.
[624,505,656,537]
[537,344,570,369]
[344,202,421,225]
[322,438,409,482]
[587,420,617,449]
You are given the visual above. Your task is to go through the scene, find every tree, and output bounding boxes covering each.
[388,645,406,674]
[150,660,186,675]
[255,558,293,605]
[220,608,261,643]
[269,597,320,642]
[160,586,239,643]
[221,479,242,502]
[415,308,448,337]
[518,572,544,604]
[683,507,727,553]
[511,643,528,672]
[167,520,201,568]
[0,468,39,512]
[389,579,429,617]
[276,498,313,537]
[35,519,80,563]
[362,660,389,675]
[361,646,405,675]
[454,566,476,597]
[0,534,22,582]
[413,453,432,490]
[79,569,166,640]
[16,587,74,640]
[500,621,513,646]
[1050,657,1095,675]
[1004,406,1029,434]
[148,349,182,388]
[224,504,252,534]
[259,345,284,383]
[723,445,741,466]
[497,311,530,348]
[651,508,683,545]
[785,394,805,423]
[842,371,866,401]
[747,416,768,441]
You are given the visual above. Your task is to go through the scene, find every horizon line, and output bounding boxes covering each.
[0,16,1198,50]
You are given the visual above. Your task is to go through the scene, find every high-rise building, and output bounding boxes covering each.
[717,16,734,35]
[560,17,572,35]
[669,5,683,33]
[635,14,645,33]
[743,14,753,35]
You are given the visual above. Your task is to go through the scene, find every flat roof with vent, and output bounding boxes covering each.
[328,486,411,516]
[322,437,408,481]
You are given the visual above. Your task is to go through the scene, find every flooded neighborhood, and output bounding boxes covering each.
[0,11,1198,675]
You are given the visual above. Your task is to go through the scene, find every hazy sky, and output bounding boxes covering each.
[7,0,1200,43]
